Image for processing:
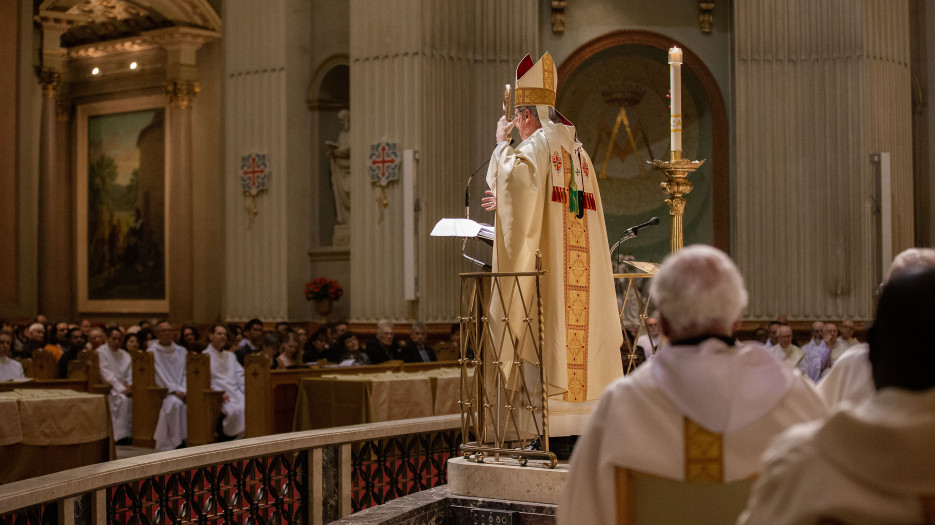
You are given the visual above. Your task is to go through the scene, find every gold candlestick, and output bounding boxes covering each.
[651,150,705,252]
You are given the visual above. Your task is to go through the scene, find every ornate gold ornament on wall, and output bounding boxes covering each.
[551,0,567,33]
[165,80,201,108]
[38,69,61,98]
[699,1,715,34]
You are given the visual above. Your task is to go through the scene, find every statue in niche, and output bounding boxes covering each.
[326,109,351,226]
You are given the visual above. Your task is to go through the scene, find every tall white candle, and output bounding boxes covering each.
[668,46,683,154]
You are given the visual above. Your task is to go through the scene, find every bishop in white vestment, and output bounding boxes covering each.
[203,324,245,438]
[486,52,622,436]
[97,328,133,441]
[151,322,187,451]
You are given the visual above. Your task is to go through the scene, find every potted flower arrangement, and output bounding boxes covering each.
[305,277,344,321]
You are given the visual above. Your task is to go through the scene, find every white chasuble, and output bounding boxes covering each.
[0,357,25,381]
[97,344,133,441]
[558,339,827,525]
[151,343,187,451]
[487,108,623,436]
[204,345,245,437]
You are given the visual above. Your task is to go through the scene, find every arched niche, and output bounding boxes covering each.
[308,56,349,247]
[557,30,729,262]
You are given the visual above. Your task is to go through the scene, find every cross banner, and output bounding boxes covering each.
[369,142,400,187]
[240,153,271,196]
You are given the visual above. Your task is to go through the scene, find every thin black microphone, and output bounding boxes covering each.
[626,216,660,236]
[465,139,514,219]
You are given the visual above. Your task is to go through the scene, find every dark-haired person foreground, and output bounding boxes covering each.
[739,267,935,524]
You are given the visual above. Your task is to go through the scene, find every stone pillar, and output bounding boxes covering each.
[348,0,539,322]
[35,13,79,321]
[734,0,911,320]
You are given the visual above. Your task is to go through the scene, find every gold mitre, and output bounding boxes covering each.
[514,52,557,107]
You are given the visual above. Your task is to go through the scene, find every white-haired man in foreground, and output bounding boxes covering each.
[557,245,826,524]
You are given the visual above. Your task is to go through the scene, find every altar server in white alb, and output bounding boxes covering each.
[484,52,623,436]
[558,245,826,525]
[740,267,935,525]
[203,324,245,438]
[97,326,133,442]
[0,330,25,381]
[151,320,187,451]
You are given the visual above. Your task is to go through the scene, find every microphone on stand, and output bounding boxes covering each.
[465,160,490,220]
[610,216,660,260]
[626,216,660,236]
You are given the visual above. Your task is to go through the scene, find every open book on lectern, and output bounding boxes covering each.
[430,218,495,245]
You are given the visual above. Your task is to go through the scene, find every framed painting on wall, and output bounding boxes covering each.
[76,94,169,313]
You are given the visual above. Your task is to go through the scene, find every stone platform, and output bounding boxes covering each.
[331,457,568,524]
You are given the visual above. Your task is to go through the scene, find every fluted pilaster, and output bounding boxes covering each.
[348,0,538,323]
[223,0,291,321]
[734,0,910,320]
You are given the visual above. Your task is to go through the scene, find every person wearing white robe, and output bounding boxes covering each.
[817,247,935,411]
[484,52,622,436]
[203,324,245,438]
[800,321,824,381]
[97,326,133,442]
[558,246,826,525]
[634,316,661,362]
[739,268,935,525]
[766,324,809,377]
[151,320,187,451]
[0,331,25,381]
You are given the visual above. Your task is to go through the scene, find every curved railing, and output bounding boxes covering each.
[0,414,461,525]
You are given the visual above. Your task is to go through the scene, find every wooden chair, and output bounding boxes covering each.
[185,352,225,446]
[616,417,755,525]
[131,350,166,448]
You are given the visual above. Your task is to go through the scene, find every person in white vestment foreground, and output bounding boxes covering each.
[0,330,25,381]
[150,320,187,451]
[557,245,826,525]
[817,247,935,411]
[97,326,133,442]
[203,324,245,438]
[739,267,935,524]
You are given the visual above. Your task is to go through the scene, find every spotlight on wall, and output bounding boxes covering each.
[129,61,138,70]
[91,67,100,75]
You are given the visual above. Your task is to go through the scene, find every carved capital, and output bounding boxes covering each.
[165,80,201,108]
[551,0,567,34]
[38,69,61,98]
[699,1,715,34]
[665,196,687,216]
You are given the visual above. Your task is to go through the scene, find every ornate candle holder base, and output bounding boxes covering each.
[650,151,705,252]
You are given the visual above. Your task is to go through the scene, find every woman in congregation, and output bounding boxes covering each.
[260,331,281,368]
[276,331,306,369]
[0,330,25,381]
[330,332,371,366]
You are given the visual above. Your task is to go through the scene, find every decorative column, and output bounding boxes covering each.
[348,0,539,322]
[734,0,911,320]
[35,13,80,320]
[158,31,214,323]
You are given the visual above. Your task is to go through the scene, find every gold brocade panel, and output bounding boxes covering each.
[684,417,724,483]
[563,208,590,402]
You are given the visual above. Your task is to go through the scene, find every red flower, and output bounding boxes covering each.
[305,277,343,301]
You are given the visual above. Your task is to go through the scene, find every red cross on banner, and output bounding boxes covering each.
[369,142,399,187]
[240,153,271,196]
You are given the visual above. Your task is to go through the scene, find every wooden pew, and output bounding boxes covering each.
[244,359,460,438]
[185,353,225,446]
[69,349,111,395]
[131,350,166,448]
[28,350,58,380]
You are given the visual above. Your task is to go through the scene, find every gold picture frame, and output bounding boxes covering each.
[76,94,169,313]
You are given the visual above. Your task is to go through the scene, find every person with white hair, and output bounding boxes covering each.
[740,266,935,524]
[818,247,935,410]
[558,245,826,525]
